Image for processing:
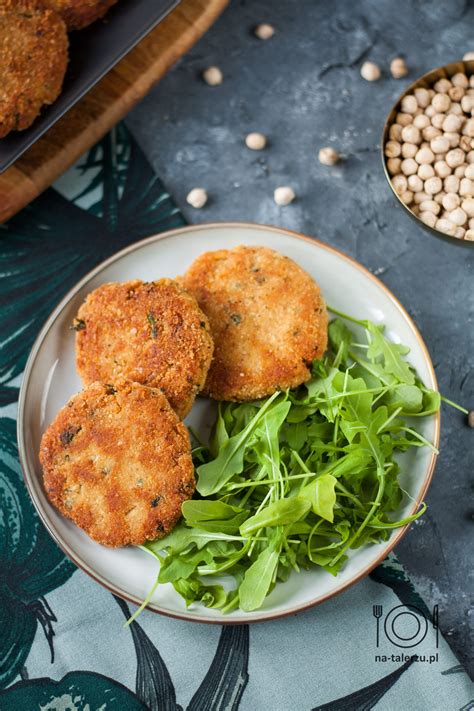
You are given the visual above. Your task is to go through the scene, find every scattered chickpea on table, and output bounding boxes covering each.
[385,71,474,240]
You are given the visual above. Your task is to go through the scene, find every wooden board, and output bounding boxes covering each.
[0,0,229,223]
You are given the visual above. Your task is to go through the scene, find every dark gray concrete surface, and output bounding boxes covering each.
[127,0,474,674]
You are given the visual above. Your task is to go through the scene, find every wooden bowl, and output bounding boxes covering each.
[382,60,474,248]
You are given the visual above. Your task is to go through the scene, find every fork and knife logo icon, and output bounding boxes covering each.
[373,604,439,648]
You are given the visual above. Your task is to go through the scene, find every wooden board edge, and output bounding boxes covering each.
[0,0,229,223]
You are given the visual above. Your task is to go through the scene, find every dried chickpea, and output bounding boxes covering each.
[430,136,450,154]
[460,177,473,196]
[419,200,440,215]
[246,132,267,150]
[396,112,413,126]
[418,163,435,180]
[463,52,474,60]
[408,174,423,192]
[202,66,223,86]
[392,174,408,194]
[449,86,465,102]
[448,207,468,225]
[434,160,452,178]
[274,186,296,206]
[446,148,466,168]
[414,87,430,108]
[452,72,469,89]
[448,102,463,116]
[389,124,403,140]
[414,191,430,204]
[413,114,430,129]
[390,57,408,79]
[444,175,460,193]
[463,119,474,137]
[455,227,466,239]
[443,114,463,133]
[420,210,437,227]
[433,78,452,94]
[442,193,460,211]
[422,126,441,141]
[465,229,474,240]
[432,94,451,112]
[401,95,418,114]
[444,131,460,148]
[455,164,467,177]
[470,218,474,229]
[361,61,381,81]
[186,187,208,208]
[434,191,446,205]
[401,125,421,144]
[384,141,401,158]
[415,146,434,164]
[254,23,275,39]
[424,176,442,195]
[431,113,446,129]
[402,143,418,159]
[465,164,474,179]
[400,190,414,204]
[436,218,457,236]
[461,95,474,113]
[467,151,474,163]
[387,158,401,175]
[318,146,340,165]
[401,158,418,175]
[425,105,436,118]
[462,198,474,217]
[460,136,473,152]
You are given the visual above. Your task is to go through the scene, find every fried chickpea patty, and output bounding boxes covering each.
[182,245,328,401]
[0,0,68,138]
[40,381,195,547]
[40,0,117,30]
[75,279,214,419]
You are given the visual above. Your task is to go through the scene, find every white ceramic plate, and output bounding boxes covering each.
[18,223,440,623]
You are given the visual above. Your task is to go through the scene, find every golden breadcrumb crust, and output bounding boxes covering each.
[75,279,214,419]
[0,0,68,138]
[182,245,328,401]
[40,381,195,547]
[40,0,117,30]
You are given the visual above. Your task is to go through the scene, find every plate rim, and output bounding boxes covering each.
[17,221,440,624]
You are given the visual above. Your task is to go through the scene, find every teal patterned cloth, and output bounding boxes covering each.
[0,125,472,710]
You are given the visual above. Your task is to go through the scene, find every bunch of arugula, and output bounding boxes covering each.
[135,310,458,618]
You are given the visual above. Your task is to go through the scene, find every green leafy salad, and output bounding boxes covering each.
[135,310,454,617]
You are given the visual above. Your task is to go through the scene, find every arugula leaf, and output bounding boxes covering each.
[383,384,423,413]
[328,318,353,364]
[239,540,281,612]
[240,497,311,536]
[146,525,241,553]
[182,500,248,534]
[366,322,415,385]
[300,474,337,522]
[196,392,280,495]
[209,403,229,457]
[138,309,447,616]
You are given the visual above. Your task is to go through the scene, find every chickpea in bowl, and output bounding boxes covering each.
[382,60,474,247]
